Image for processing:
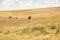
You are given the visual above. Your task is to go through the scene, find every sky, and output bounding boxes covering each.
[0,0,60,10]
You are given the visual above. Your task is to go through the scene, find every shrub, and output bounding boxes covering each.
[16,17,18,19]
[21,27,29,33]
[4,31,10,35]
[9,16,11,19]
[31,26,44,31]
[49,25,56,30]
[28,16,31,20]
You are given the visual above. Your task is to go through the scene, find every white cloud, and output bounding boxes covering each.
[12,1,33,9]
[0,0,14,10]
[32,0,60,7]
[44,0,60,6]
[0,0,60,10]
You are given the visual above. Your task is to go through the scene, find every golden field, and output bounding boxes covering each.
[0,7,60,40]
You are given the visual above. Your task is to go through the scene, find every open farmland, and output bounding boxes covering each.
[0,7,60,40]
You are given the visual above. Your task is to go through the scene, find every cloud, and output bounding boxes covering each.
[0,0,33,10]
[0,0,60,10]
[32,0,60,7]
[11,0,33,9]
[0,0,14,10]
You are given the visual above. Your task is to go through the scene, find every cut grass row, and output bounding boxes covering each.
[0,24,60,36]
[0,24,60,40]
[14,24,60,36]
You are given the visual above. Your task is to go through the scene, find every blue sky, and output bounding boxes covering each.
[0,0,60,10]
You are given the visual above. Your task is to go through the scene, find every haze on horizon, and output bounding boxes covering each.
[0,0,60,10]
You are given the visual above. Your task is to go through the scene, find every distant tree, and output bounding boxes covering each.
[28,16,31,20]
[9,16,11,19]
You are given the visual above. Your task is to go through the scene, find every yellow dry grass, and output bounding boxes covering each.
[0,7,60,40]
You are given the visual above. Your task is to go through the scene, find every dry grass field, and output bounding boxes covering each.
[0,7,60,40]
